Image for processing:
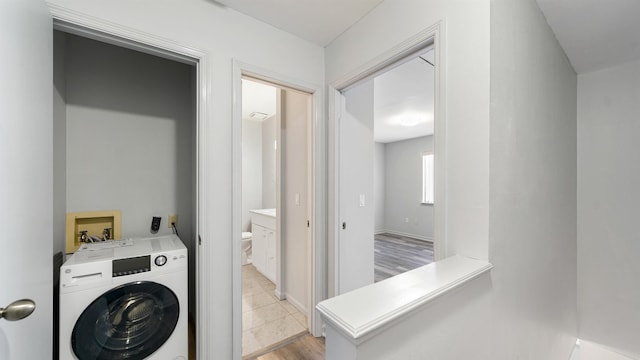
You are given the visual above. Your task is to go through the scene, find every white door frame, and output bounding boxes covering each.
[232,60,325,359]
[328,22,447,296]
[47,4,211,358]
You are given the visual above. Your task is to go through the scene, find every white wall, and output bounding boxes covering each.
[53,30,67,256]
[325,0,578,358]
[373,142,385,233]
[383,135,434,239]
[262,115,277,209]
[45,1,325,357]
[241,118,262,232]
[282,89,310,312]
[489,0,578,358]
[337,274,494,359]
[577,58,640,359]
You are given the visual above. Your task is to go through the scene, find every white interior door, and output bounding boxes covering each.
[282,89,310,313]
[0,0,53,358]
[337,82,375,295]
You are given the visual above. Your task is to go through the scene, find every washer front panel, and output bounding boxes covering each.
[71,281,179,360]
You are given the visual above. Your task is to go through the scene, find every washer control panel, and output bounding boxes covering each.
[154,255,167,266]
[112,255,150,277]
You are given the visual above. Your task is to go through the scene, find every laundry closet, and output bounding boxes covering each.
[52,29,197,316]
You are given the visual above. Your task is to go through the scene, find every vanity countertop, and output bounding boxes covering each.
[250,208,276,230]
[249,208,276,218]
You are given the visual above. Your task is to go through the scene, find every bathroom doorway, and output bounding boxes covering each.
[239,77,314,358]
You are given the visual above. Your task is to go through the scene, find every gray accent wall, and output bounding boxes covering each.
[381,135,433,239]
[59,33,196,314]
[374,142,385,233]
[64,34,195,242]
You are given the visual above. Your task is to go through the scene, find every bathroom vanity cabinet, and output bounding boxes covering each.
[250,209,276,282]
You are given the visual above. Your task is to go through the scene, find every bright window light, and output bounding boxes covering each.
[422,153,434,204]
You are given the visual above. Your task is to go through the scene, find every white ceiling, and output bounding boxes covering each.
[242,79,276,121]
[213,0,384,46]
[242,51,435,142]
[373,50,435,143]
[219,0,639,75]
[536,0,640,74]
[237,1,639,137]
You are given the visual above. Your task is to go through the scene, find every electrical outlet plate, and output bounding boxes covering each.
[168,214,178,228]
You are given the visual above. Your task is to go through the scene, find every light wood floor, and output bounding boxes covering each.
[374,233,434,282]
[189,317,195,360]
[250,333,325,360]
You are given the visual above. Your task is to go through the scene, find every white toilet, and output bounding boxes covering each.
[241,232,252,265]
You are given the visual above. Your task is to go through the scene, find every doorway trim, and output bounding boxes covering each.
[232,60,325,359]
[48,4,211,359]
[328,21,446,296]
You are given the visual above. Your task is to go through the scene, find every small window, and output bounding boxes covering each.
[422,153,434,204]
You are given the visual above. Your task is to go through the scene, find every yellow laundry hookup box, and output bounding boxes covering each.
[65,210,122,254]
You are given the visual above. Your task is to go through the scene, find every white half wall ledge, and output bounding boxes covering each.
[316,255,493,343]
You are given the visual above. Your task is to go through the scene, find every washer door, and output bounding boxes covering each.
[72,281,180,360]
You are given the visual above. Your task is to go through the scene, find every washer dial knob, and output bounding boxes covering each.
[154,255,167,266]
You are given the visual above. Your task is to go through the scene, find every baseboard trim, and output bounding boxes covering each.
[274,289,285,300]
[285,293,308,315]
[378,229,433,242]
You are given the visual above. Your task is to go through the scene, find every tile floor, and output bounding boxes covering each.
[242,264,308,358]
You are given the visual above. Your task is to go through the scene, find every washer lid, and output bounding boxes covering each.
[71,281,180,360]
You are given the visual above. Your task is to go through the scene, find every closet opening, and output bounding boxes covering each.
[53,24,200,360]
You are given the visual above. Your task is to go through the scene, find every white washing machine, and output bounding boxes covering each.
[59,234,188,360]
